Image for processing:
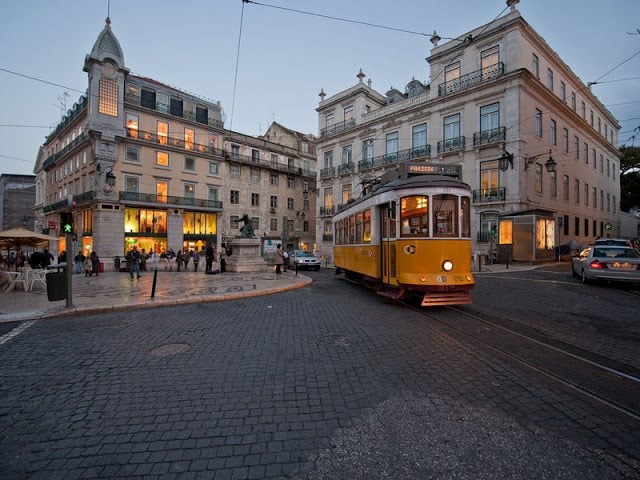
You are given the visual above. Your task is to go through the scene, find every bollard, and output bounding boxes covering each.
[151,269,158,298]
[477,255,482,272]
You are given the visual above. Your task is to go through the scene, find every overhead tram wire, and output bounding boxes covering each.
[230,0,247,131]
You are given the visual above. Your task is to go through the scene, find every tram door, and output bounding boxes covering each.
[381,202,397,285]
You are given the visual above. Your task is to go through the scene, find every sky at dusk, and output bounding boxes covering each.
[1,0,639,176]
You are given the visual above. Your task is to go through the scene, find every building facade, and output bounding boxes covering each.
[314,5,620,262]
[0,174,36,231]
[33,18,316,269]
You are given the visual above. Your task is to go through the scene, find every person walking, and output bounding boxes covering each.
[193,250,200,272]
[90,251,100,276]
[126,245,141,279]
[205,242,214,273]
[275,244,284,274]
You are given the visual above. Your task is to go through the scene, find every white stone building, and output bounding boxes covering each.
[314,4,620,262]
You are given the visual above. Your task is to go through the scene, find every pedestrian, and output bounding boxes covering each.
[275,244,284,274]
[176,250,184,272]
[140,248,147,272]
[193,250,200,272]
[219,248,226,273]
[205,242,214,273]
[283,249,289,272]
[74,251,85,274]
[83,255,92,277]
[126,245,141,279]
[90,251,100,276]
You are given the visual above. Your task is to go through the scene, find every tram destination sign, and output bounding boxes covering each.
[405,163,461,179]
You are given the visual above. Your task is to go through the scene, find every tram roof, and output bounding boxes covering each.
[336,174,470,215]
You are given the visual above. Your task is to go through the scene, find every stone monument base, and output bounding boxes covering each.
[226,238,269,273]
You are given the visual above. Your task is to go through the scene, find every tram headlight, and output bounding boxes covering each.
[442,260,454,272]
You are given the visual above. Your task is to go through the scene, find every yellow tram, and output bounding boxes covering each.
[333,164,474,306]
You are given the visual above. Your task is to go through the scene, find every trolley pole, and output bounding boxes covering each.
[65,231,73,308]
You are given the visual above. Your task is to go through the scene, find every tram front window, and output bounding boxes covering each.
[401,195,429,236]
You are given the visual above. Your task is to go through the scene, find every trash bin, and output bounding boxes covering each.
[114,256,120,271]
[46,271,67,301]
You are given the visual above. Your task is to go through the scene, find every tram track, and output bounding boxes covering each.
[400,299,640,422]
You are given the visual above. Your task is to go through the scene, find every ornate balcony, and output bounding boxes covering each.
[127,129,226,157]
[438,62,504,97]
[357,145,432,172]
[320,167,336,179]
[337,162,355,175]
[119,191,223,210]
[320,206,335,216]
[320,118,356,137]
[472,187,506,203]
[473,127,506,147]
[437,136,465,155]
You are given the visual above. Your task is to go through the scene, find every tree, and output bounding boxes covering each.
[619,146,640,211]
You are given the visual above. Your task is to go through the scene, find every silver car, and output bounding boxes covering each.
[571,246,640,284]
[291,250,321,271]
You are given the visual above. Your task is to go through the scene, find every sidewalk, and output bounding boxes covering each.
[0,268,311,323]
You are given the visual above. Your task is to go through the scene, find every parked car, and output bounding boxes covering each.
[571,246,640,284]
[291,250,321,271]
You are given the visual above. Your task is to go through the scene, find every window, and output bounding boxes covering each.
[270,173,279,185]
[412,124,428,156]
[230,215,240,230]
[563,175,569,201]
[362,139,374,162]
[401,195,429,237]
[443,114,461,150]
[323,187,333,210]
[574,179,580,204]
[231,144,240,159]
[444,62,461,90]
[560,81,566,102]
[157,121,168,146]
[126,113,139,138]
[140,88,156,109]
[324,150,333,168]
[270,195,278,209]
[575,216,580,236]
[433,195,459,237]
[230,190,239,204]
[562,128,568,153]
[574,136,579,160]
[342,184,352,205]
[270,153,278,167]
[99,77,118,116]
[125,145,139,163]
[385,132,398,160]
[532,53,539,78]
[183,183,195,200]
[535,164,543,193]
[156,151,169,167]
[584,218,589,237]
[535,109,543,137]
[270,218,278,231]
[481,46,499,75]
[184,128,194,150]
[581,101,586,119]
[208,186,218,202]
[344,105,354,121]
[124,175,139,193]
[170,97,183,117]
[550,119,557,145]
[156,180,168,203]
[571,92,576,111]
[208,161,219,175]
[480,160,499,200]
[196,105,208,124]
[230,164,240,179]
[251,149,260,163]
[480,103,500,141]
[287,177,295,188]
[251,193,260,206]
[547,68,554,91]
[584,143,589,164]
[325,112,334,128]
[593,187,597,209]
[342,145,352,164]
[184,156,196,172]
[550,172,557,198]
[584,183,589,206]
[251,167,260,183]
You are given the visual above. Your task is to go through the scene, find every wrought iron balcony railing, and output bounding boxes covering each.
[337,162,355,175]
[473,127,506,147]
[127,129,226,158]
[119,191,223,210]
[320,167,335,179]
[437,136,465,155]
[357,145,432,172]
[438,62,504,97]
[320,118,356,137]
[472,187,506,203]
[319,206,335,216]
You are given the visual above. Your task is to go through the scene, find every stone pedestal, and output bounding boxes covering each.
[226,238,269,273]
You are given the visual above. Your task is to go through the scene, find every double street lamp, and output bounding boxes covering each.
[498,149,557,173]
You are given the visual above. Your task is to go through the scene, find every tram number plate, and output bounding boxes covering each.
[612,262,633,269]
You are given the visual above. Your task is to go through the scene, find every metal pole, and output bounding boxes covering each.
[65,232,73,308]
[151,269,158,298]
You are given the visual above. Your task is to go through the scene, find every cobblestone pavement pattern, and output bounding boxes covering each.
[1,270,639,479]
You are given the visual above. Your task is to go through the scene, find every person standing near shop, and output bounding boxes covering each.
[205,242,214,273]
[126,245,141,279]
[275,244,284,274]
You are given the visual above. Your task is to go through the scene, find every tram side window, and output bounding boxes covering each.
[355,212,363,242]
[363,209,371,243]
[433,194,459,237]
[461,197,470,238]
[400,195,429,237]
[349,215,356,244]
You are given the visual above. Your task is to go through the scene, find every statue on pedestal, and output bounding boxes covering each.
[239,213,255,238]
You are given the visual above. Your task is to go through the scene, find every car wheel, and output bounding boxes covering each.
[581,270,590,284]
